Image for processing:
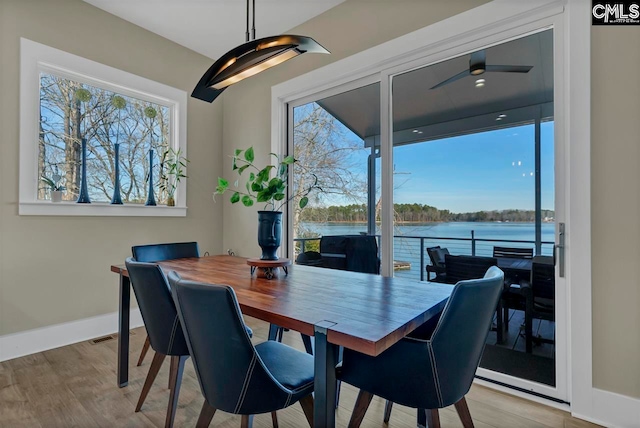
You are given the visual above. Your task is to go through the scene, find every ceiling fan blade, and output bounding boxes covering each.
[485,65,533,73]
[430,69,469,90]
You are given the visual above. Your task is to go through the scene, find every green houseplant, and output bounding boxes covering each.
[214,146,317,260]
[41,174,66,202]
[159,147,188,206]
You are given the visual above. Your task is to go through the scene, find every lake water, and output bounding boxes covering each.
[299,221,555,280]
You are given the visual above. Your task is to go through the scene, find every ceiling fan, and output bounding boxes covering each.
[430,50,533,90]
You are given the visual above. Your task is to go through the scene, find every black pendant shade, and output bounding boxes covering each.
[192,35,329,103]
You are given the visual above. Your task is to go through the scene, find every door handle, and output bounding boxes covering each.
[557,222,565,278]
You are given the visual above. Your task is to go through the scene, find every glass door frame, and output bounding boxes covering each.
[380,23,566,400]
[272,0,591,410]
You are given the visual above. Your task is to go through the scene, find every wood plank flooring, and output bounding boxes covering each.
[0,317,599,428]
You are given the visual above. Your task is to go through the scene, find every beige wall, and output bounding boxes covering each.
[591,26,640,398]
[220,0,489,257]
[0,0,223,335]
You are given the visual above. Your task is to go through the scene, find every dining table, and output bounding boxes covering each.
[111,255,453,427]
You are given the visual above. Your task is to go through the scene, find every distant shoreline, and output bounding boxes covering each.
[301,220,553,224]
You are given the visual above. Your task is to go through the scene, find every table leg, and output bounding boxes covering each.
[313,321,338,428]
[118,274,131,387]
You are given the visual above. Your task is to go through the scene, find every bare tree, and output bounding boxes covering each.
[292,103,369,239]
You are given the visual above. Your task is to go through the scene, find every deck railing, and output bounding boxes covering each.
[294,231,554,282]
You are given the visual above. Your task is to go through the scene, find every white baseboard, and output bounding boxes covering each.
[0,309,143,362]
[474,379,640,428]
[572,388,640,428]
[473,378,570,412]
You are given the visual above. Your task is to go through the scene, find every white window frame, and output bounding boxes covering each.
[19,38,188,216]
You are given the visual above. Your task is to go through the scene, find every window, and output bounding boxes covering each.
[19,38,187,216]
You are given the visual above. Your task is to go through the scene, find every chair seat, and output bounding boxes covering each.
[256,341,314,394]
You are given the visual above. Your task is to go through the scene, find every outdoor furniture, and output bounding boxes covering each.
[494,251,533,336]
[440,254,498,285]
[131,241,201,366]
[124,258,191,428]
[432,254,505,343]
[524,256,555,352]
[426,246,449,281]
[493,246,533,285]
[492,246,534,259]
[320,235,380,274]
[168,272,314,428]
[339,266,504,428]
[111,255,452,427]
[295,250,323,267]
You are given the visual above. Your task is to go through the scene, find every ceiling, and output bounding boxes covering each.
[83,0,346,60]
[316,30,554,144]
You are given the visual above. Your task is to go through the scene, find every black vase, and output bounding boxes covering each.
[145,149,156,206]
[77,138,91,203]
[110,143,123,204]
[258,211,282,260]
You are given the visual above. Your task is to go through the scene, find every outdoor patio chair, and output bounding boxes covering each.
[426,246,449,281]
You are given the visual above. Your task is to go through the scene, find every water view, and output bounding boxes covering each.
[299,221,555,280]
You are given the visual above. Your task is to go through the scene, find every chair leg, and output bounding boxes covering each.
[168,355,177,389]
[195,401,216,428]
[137,335,151,366]
[271,411,279,428]
[348,390,373,428]
[299,394,314,428]
[301,334,314,355]
[426,409,440,428]
[241,415,254,428]
[525,288,534,353]
[495,301,504,343]
[165,355,188,428]
[503,304,510,332]
[383,400,393,423]
[135,351,166,412]
[454,397,474,428]
[418,408,440,428]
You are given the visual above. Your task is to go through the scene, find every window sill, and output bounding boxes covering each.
[19,202,187,217]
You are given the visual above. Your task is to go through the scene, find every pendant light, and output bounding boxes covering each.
[192,0,330,103]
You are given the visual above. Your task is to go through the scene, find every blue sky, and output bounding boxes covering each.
[392,122,555,213]
[314,121,555,213]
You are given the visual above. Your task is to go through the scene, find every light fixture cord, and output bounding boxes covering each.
[251,0,256,40]
[245,0,250,42]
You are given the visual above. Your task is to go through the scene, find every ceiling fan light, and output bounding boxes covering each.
[470,64,485,75]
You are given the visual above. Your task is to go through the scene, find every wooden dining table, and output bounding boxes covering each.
[111,255,453,427]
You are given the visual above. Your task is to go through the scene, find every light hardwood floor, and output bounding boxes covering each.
[0,317,600,428]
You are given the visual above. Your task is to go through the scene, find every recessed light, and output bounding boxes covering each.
[498,114,507,118]
[495,117,502,121]
[412,129,419,133]
[475,79,485,84]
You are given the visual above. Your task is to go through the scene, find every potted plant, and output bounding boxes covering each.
[41,174,66,202]
[159,147,188,206]
[214,146,317,260]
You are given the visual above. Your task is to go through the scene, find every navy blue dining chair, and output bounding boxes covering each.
[339,266,504,428]
[125,258,191,428]
[168,272,315,428]
[131,242,200,366]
